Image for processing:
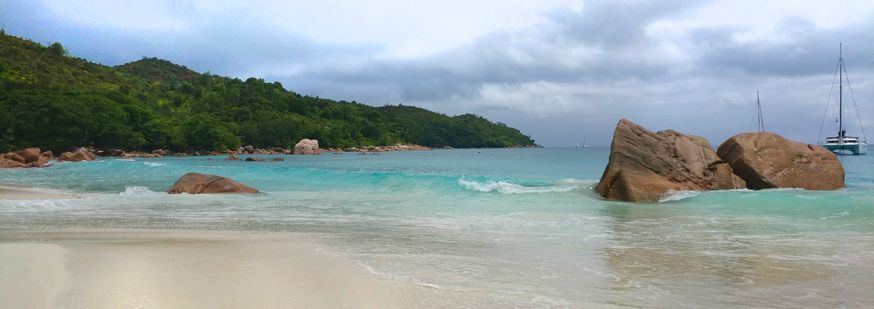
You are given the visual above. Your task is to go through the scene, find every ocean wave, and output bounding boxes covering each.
[658,190,701,202]
[115,158,135,162]
[119,186,159,197]
[458,178,582,194]
[143,162,166,167]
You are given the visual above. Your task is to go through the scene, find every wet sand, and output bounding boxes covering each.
[0,229,425,308]
[0,185,83,200]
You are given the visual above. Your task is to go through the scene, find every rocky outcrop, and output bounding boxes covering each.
[0,156,27,168]
[595,119,745,202]
[17,148,42,163]
[1,148,52,168]
[342,144,433,153]
[4,152,26,164]
[59,147,97,162]
[243,157,285,162]
[99,149,125,157]
[717,132,844,190]
[166,172,259,194]
[227,154,239,160]
[152,149,172,156]
[294,139,320,155]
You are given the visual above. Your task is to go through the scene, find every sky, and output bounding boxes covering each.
[2,0,874,146]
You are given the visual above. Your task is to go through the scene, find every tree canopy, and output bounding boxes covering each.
[0,32,536,153]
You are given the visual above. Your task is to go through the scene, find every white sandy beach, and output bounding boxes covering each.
[0,186,427,308]
[0,229,428,308]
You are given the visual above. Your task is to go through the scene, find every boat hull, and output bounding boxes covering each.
[822,142,867,155]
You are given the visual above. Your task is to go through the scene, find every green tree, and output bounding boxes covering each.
[47,42,66,57]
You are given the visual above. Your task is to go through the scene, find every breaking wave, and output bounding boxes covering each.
[458,178,584,194]
[119,186,159,197]
[658,190,702,202]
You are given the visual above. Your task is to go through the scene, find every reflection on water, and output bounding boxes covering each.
[600,200,874,308]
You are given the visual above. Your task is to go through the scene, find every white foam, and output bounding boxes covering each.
[143,162,166,167]
[119,186,159,197]
[115,159,135,162]
[458,178,580,194]
[658,190,701,202]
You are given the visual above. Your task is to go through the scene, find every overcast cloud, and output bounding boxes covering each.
[2,0,873,146]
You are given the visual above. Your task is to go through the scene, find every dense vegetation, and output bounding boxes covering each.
[0,31,535,153]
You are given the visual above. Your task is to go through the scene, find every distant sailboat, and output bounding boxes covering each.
[818,44,867,155]
[576,137,587,148]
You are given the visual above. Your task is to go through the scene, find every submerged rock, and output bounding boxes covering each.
[595,119,745,202]
[166,172,259,194]
[59,147,97,162]
[294,139,320,155]
[717,132,844,190]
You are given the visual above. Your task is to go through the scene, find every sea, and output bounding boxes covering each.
[1,148,873,308]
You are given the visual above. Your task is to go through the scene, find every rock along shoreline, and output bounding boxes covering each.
[0,138,443,169]
[595,119,845,203]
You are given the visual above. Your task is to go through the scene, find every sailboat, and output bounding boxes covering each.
[576,137,587,148]
[819,44,867,155]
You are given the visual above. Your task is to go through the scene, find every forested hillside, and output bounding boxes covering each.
[0,31,535,152]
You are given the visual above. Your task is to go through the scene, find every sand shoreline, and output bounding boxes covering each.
[0,185,84,200]
[0,228,428,308]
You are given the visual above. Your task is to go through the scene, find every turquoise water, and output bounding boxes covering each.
[1,148,873,307]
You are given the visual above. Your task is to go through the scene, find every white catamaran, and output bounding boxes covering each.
[819,44,867,155]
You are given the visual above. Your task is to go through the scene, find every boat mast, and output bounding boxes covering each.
[839,43,844,138]
[756,90,765,132]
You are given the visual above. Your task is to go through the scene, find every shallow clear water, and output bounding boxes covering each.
[1,148,873,307]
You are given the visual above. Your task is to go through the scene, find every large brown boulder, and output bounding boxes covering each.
[717,132,844,190]
[59,148,97,162]
[595,119,745,202]
[16,147,42,163]
[293,139,320,155]
[166,172,259,194]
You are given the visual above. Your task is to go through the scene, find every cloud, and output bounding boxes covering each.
[2,0,874,146]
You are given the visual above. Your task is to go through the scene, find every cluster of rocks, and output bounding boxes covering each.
[225,154,285,162]
[1,147,98,168]
[232,140,433,156]
[1,147,52,168]
[2,138,435,170]
[340,144,433,153]
[596,119,844,202]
